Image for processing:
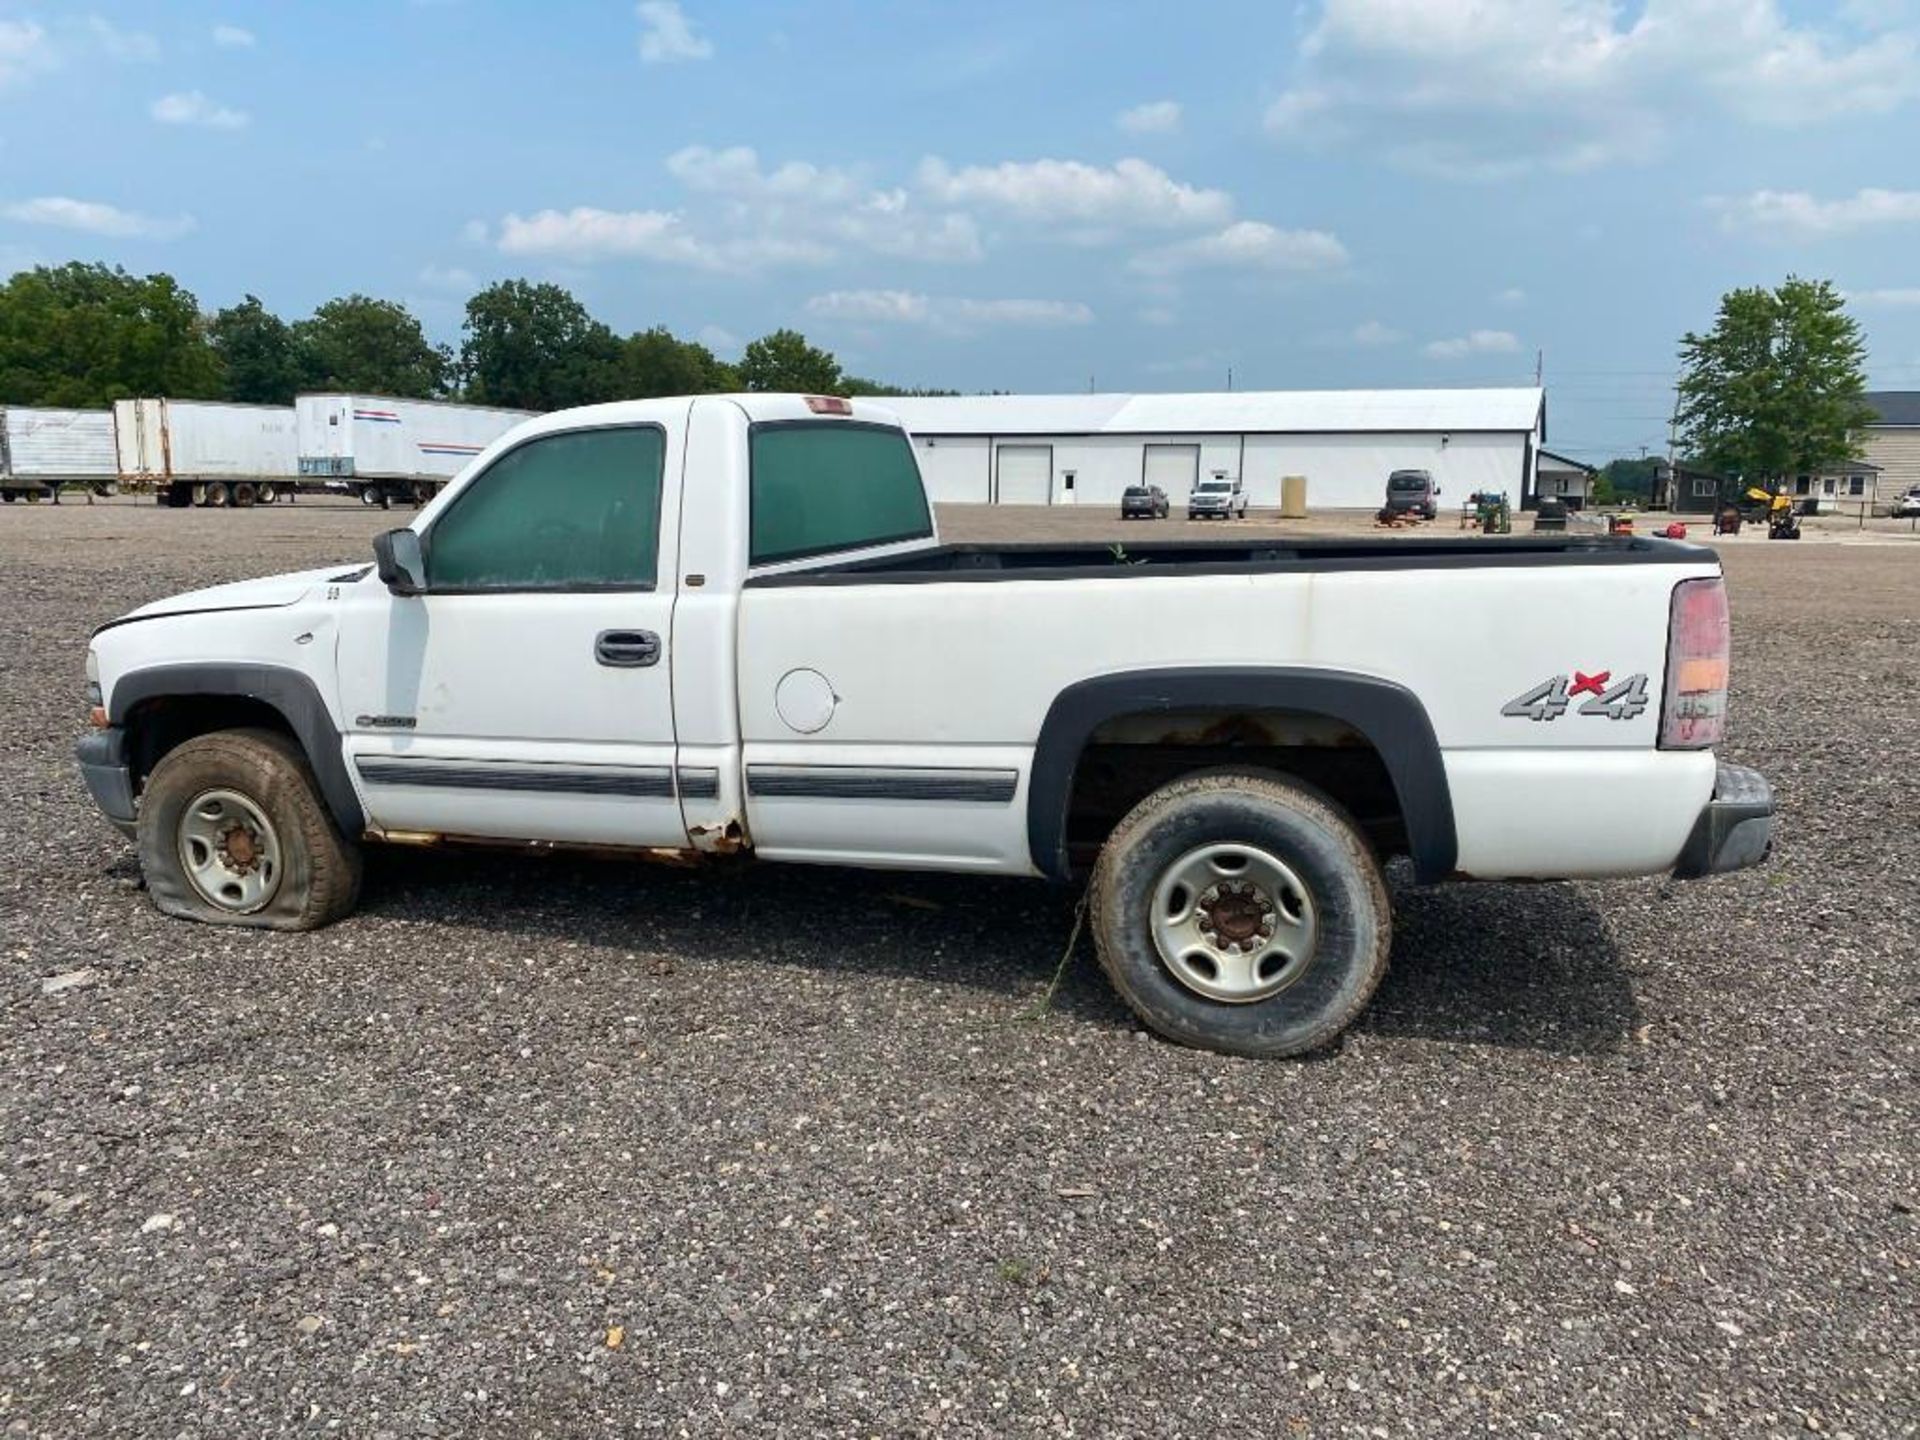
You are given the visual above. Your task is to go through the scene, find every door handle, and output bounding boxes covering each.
[594,629,661,667]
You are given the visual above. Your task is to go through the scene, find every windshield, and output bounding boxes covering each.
[1196,481,1230,493]
[1388,473,1429,492]
[1124,486,1150,496]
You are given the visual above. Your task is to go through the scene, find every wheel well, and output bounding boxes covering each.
[123,695,296,795]
[1060,707,1405,877]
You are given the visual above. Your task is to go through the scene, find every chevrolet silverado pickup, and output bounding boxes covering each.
[76,394,1774,1057]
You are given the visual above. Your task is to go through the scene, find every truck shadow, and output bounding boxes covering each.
[357,849,1638,1058]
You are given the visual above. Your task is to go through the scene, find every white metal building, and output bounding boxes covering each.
[884,388,1547,511]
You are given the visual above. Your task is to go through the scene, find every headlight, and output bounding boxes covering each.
[85,649,103,713]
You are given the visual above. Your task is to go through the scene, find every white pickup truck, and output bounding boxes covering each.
[77,394,1773,1057]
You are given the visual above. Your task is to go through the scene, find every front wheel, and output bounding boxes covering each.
[1089,770,1391,1058]
[137,729,362,931]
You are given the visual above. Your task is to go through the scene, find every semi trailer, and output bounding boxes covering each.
[296,394,536,508]
[114,399,300,508]
[1,407,118,502]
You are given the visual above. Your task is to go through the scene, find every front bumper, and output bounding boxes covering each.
[75,727,137,838]
[1671,761,1773,879]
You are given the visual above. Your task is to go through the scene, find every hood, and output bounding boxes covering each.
[101,563,366,631]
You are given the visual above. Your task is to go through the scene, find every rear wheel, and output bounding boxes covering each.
[1089,770,1391,1058]
[256,482,277,504]
[232,481,257,508]
[204,482,230,508]
[137,729,362,931]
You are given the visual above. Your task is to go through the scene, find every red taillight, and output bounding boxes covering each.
[1661,577,1730,749]
[804,395,852,416]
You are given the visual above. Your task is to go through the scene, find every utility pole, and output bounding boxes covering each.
[1534,349,1544,386]
[1226,366,1234,392]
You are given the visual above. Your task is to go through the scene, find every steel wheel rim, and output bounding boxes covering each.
[1149,842,1317,1004]
[176,788,283,914]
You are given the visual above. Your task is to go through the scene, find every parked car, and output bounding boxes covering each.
[1186,476,1247,520]
[1383,468,1440,520]
[1894,487,1920,519]
[77,393,1772,1059]
[1121,484,1169,519]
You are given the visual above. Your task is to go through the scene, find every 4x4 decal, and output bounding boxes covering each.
[1502,671,1649,722]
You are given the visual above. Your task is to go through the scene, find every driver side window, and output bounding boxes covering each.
[427,426,664,590]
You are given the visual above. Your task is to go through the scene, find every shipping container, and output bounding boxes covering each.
[297,394,535,506]
[1,407,118,501]
[115,399,300,507]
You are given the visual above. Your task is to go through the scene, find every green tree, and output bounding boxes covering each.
[619,325,737,397]
[459,279,623,410]
[1595,456,1659,505]
[209,294,303,404]
[842,376,959,397]
[0,262,223,406]
[737,328,842,393]
[294,294,447,397]
[1675,277,1873,484]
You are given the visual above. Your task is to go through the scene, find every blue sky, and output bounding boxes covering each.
[2,0,1918,461]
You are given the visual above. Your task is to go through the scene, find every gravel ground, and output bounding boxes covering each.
[2,499,1915,1437]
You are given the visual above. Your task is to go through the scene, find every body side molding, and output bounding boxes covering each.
[108,663,366,836]
[1026,666,1457,884]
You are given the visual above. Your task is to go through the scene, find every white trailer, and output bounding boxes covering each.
[114,399,300,508]
[1,408,118,502]
[296,394,535,508]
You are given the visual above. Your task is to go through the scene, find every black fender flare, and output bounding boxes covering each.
[1026,666,1457,884]
[108,663,365,836]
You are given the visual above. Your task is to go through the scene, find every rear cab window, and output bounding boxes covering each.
[748,422,933,566]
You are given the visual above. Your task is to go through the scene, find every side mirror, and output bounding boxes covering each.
[372,528,426,595]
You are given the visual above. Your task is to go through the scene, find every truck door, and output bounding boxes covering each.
[334,419,688,849]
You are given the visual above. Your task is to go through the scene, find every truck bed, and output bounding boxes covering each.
[748,534,1707,586]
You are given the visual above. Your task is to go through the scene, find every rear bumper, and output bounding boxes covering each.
[75,727,137,838]
[1671,761,1773,879]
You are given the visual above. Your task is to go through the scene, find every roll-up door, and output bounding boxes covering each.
[995,444,1053,504]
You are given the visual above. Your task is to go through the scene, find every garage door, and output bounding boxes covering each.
[1143,444,1200,498]
[996,445,1053,505]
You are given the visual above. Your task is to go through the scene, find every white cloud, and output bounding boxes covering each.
[151,91,250,130]
[667,144,861,205]
[1495,287,1526,307]
[1710,187,1920,239]
[1424,329,1521,359]
[636,1,711,63]
[1,196,194,240]
[917,156,1232,231]
[212,24,256,48]
[1131,220,1349,275]
[0,19,50,89]
[87,15,159,62]
[1116,100,1182,135]
[418,263,476,291]
[805,289,1094,333]
[1350,320,1403,346]
[1266,0,1920,178]
[1847,286,1920,307]
[665,145,983,263]
[495,206,829,271]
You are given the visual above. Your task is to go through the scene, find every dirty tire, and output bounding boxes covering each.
[1089,770,1390,1059]
[137,728,362,931]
